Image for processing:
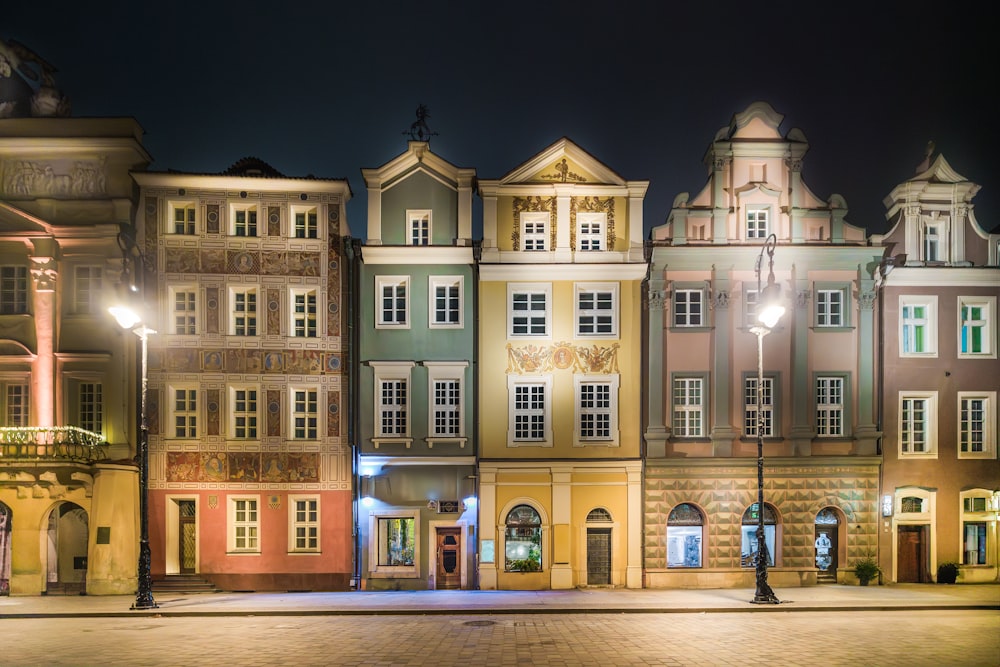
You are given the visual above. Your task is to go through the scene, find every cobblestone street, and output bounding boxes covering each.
[4,609,997,666]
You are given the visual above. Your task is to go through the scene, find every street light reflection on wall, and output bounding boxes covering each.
[109,303,158,610]
[749,233,784,605]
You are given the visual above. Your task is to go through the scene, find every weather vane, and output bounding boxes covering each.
[404,104,438,142]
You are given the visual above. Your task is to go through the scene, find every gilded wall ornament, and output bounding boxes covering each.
[511,196,556,251]
[506,342,620,375]
[539,158,586,183]
[570,196,616,250]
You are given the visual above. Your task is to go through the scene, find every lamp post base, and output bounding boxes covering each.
[131,597,159,610]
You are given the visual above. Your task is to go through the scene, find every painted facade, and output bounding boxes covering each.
[132,161,353,591]
[872,152,1000,584]
[353,140,478,590]
[646,103,884,588]
[477,138,647,590]
[0,115,151,595]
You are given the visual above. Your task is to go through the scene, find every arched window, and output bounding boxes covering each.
[505,505,541,572]
[741,503,778,567]
[587,508,612,522]
[667,503,703,568]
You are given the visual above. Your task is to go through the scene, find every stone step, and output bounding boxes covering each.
[152,574,220,593]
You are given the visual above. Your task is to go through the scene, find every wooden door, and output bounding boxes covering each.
[178,501,196,574]
[587,528,611,585]
[897,525,927,583]
[435,528,461,589]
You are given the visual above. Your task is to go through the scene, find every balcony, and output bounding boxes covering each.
[0,426,108,463]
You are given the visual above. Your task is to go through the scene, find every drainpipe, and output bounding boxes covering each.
[344,237,361,590]
[472,240,481,589]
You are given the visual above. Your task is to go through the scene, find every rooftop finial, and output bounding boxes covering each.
[404,104,438,142]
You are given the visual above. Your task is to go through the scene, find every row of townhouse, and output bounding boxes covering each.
[1,93,996,596]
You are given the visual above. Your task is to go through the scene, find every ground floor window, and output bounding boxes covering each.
[378,517,415,567]
[964,522,987,565]
[667,503,703,568]
[505,505,541,572]
[740,503,777,567]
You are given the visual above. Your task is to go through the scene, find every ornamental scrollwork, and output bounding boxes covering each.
[570,196,616,250]
[857,290,876,310]
[539,158,587,183]
[506,342,620,375]
[710,290,730,310]
[511,196,557,251]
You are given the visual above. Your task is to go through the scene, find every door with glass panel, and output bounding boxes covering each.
[435,527,461,589]
[178,500,197,574]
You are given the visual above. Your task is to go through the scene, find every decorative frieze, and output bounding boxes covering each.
[506,342,620,375]
[1,158,106,197]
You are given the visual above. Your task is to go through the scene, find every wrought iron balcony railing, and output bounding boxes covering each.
[0,426,108,463]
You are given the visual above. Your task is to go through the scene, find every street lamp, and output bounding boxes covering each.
[109,305,158,610]
[750,233,784,605]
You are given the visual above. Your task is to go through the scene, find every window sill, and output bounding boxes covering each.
[426,437,467,448]
[669,326,712,333]
[372,437,413,449]
[898,452,938,460]
[811,326,854,333]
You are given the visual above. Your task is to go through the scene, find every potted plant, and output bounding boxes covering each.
[853,554,881,586]
[937,562,959,584]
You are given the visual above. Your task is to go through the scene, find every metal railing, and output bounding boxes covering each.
[0,426,108,462]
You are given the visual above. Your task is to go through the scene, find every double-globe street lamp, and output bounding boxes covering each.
[749,233,785,605]
[109,305,158,610]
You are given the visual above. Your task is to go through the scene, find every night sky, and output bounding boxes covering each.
[5,1,996,238]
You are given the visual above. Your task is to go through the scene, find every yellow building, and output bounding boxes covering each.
[477,139,647,589]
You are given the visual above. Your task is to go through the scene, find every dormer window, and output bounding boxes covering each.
[923,223,941,262]
[408,210,431,246]
[521,213,549,251]
[746,208,768,240]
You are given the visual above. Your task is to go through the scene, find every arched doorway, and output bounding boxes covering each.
[814,507,840,583]
[0,502,11,596]
[44,502,89,594]
[585,508,612,585]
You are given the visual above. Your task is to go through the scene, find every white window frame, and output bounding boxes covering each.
[508,283,551,338]
[0,266,28,315]
[371,362,414,446]
[0,378,29,428]
[899,391,938,458]
[958,391,996,459]
[959,489,994,567]
[229,286,258,336]
[229,203,259,237]
[168,201,197,235]
[744,375,776,438]
[229,385,260,440]
[672,375,705,438]
[72,265,104,315]
[168,384,198,439]
[507,375,553,447]
[169,285,198,335]
[290,205,319,239]
[426,361,468,446]
[746,207,769,240]
[673,287,705,328]
[368,509,420,578]
[575,283,618,338]
[290,287,319,337]
[573,373,620,447]
[428,275,464,329]
[744,286,759,328]
[958,296,996,358]
[923,221,944,262]
[288,495,320,553]
[407,209,431,246]
[577,212,605,251]
[375,275,410,329]
[815,286,848,328]
[520,212,549,251]
[228,495,260,554]
[77,380,103,435]
[290,386,319,440]
[815,375,845,437]
[899,295,937,357]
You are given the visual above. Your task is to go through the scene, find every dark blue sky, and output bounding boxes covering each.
[6,1,996,238]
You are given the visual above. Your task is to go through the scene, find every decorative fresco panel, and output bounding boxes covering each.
[144,196,158,273]
[166,452,200,482]
[206,389,220,436]
[286,452,320,483]
[147,387,160,435]
[227,250,259,274]
[205,286,219,334]
[201,452,227,482]
[267,205,281,237]
[260,250,285,275]
[163,349,200,372]
[327,390,340,437]
[505,342,619,374]
[261,453,287,482]
[284,251,321,276]
[266,389,281,437]
[266,288,281,334]
[164,248,199,274]
[227,452,260,483]
[324,352,342,374]
[327,202,340,234]
[326,245,341,337]
[205,204,220,234]
[201,248,226,274]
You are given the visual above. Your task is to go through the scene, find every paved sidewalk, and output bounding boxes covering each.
[1,583,997,618]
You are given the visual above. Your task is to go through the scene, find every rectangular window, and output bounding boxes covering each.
[521,213,548,251]
[78,382,103,433]
[576,284,617,337]
[900,392,937,457]
[963,522,987,565]
[816,376,844,437]
[577,213,605,251]
[923,224,940,262]
[2,383,29,427]
[958,296,995,357]
[378,517,415,566]
[958,392,996,459]
[432,380,461,436]
[376,276,409,328]
[291,388,318,439]
[171,288,197,335]
[172,203,196,235]
[408,210,431,246]
[744,288,759,327]
[900,296,937,356]
[379,379,407,436]
[674,289,704,327]
[73,266,103,315]
[577,379,616,443]
[171,387,197,438]
[230,497,259,552]
[0,266,28,315]
[231,387,258,439]
[509,284,550,337]
[746,209,768,239]
[672,377,704,438]
[293,208,318,239]
[292,289,318,337]
[233,207,258,237]
[514,383,546,441]
[231,288,257,336]
[744,376,774,438]
[816,290,843,327]
[429,276,463,328]
[290,497,319,552]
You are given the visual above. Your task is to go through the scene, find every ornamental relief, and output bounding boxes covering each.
[570,196,616,250]
[539,158,587,183]
[506,341,620,375]
[511,196,556,251]
[1,157,107,197]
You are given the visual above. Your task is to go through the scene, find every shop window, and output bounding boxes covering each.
[505,504,542,572]
[667,503,703,568]
[741,503,777,567]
